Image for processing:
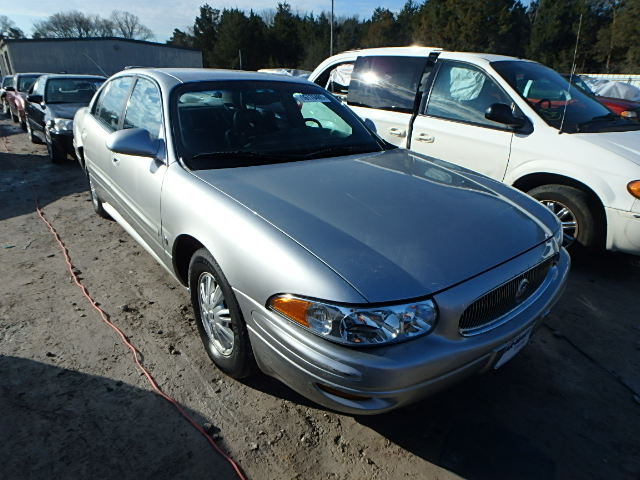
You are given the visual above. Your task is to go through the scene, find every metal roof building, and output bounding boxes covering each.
[0,37,202,78]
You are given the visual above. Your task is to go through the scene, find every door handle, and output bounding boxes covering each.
[388,127,406,137]
[416,132,435,143]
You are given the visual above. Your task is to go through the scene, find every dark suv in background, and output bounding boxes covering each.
[25,74,105,163]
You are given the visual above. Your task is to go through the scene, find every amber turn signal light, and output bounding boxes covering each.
[270,296,311,327]
[628,180,640,200]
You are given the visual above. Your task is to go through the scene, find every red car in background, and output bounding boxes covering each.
[565,74,640,120]
[5,73,47,129]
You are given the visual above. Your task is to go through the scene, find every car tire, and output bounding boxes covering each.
[528,184,600,250]
[26,119,42,144]
[45,133,66,164]
[87,171,111,219]
[189,248,257,379]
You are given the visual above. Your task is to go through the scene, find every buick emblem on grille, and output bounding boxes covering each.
[515,278,530,302]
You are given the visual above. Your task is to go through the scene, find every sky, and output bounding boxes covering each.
[6,0,409,42]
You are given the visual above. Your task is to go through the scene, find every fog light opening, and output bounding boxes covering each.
[316,384,371,401]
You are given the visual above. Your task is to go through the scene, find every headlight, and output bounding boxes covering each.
[620,110,638,119]
[51,118,73,132]
[269,295,438,346]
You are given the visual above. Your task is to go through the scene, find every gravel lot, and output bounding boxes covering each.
[1,115,639,480]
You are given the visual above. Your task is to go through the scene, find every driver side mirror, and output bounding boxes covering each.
[5,86,15,92]
[485,103,526,129]
[27,94,43,104]
[106,128,161,158]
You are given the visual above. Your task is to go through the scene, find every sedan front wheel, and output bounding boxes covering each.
[189,248,256,379]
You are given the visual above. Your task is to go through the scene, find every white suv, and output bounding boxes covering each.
[309,47,640,255]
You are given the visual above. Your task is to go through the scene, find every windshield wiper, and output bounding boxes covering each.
[191,150,292,160]
[576,113,622,131]
[188,150,296,168]
[300,145,381,160]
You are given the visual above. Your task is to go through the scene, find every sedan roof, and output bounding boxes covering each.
[119,68,313,86]
[39,74,106,80]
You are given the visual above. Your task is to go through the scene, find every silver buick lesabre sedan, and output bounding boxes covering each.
[73,68,569,414]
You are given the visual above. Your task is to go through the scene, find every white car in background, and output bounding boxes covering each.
[310,47,640,255]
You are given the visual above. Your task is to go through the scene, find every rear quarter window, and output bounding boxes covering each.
[347,56,427,113]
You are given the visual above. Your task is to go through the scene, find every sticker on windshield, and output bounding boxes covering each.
[294,93,331,103]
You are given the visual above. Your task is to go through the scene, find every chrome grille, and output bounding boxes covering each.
[459,257,555,335]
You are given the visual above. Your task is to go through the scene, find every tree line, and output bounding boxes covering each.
[0,11,153,41]
[168,0,640,74]
[2,1,639,74]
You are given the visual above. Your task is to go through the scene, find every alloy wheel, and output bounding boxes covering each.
[198,272,234,356]
[540,199,578,239]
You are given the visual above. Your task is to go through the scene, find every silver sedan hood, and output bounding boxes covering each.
[191,149,551,302]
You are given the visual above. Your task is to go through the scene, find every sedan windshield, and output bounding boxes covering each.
[45,78,105,104]
[18,75,40,93]
[492,60,640,133]
[173,80,386,169]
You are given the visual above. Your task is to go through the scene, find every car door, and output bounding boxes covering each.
[346,55,428,147]
[81,76,135,207]
[110,76,166,257]
[410,60,514,181]
[26,78,46,136]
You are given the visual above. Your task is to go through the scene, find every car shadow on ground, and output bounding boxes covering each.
[0,150,86,222]
[242,250,640,480]
[0,355,240,479]
[354,250,640,480]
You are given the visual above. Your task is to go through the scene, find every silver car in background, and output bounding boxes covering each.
[73,68,569,414]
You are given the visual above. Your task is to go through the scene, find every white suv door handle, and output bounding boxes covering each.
[416,132,435,143]
[388,127,406,137]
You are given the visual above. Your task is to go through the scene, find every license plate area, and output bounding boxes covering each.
[494,327,532,369]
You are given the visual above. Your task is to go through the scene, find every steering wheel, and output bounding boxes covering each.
[303,118,322,128]
[535,98,552,110]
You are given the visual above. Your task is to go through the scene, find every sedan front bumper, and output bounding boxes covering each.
[238,243,570,415]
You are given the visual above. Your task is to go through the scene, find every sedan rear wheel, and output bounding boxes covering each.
[87,171,111,219]
[189,248,256,379]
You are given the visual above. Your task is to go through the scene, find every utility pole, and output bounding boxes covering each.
[330,0,334,56]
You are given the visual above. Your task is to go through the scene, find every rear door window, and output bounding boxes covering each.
[93,76,134,131]
[347,56,427,113]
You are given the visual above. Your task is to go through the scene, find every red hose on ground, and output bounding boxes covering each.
[35,204,248,480]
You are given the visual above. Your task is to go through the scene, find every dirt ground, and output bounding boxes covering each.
[1,115,639,480]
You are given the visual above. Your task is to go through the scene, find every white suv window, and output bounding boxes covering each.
[348,56,427,113]
[425,62,513,128]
